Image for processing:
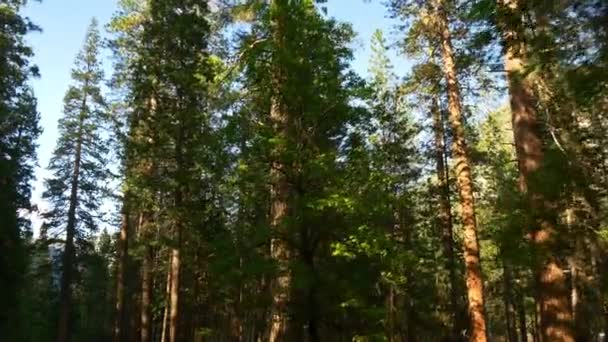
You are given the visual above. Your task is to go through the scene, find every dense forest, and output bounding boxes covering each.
[1,0,607,341]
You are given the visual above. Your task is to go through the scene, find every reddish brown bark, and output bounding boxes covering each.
[168,86,186,342]
[161,257,172,342]
[169,205,182,342]
[435,2,488,341]
[499,1,574,341]
[113,205,130,342]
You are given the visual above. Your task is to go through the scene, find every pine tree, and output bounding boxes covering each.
[403,43,467,335]
[107,2,149,340]
[140,2,210,341]
[495,1,574,339]
[462,0,608,338]
[41,19,109,342]
[368,29,422,340]
[474,107,530,341]
[8,0,608,340]
[266,1,294,338]
[240,0,364,338]
[433,3,488,339]
[0,1,41,339]
[390,0,489,339]
[110,1,212,341]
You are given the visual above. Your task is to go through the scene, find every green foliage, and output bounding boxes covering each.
[10,0,608,340]
[43,19,109,236]
[0,1,41,339]
[72,232,114,342]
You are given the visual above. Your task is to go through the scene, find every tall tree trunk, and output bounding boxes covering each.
[431,97,459,334]
[386,286,400,342]
[141,213,153,342]
[435,2,488,341]
[268,1,292,340]
[57,89,88,342]
[268,109,291,341]
[498,1,574,340]
[169,88,186,342]
[517,283,528,342]
[589,238,608,338]
[534,290,542,342]
[113,204,130,342]
[566,209,581,337]
[234,120,248,342]
[234,256,244,342]
[306,264,319,342]
[503,260,518,342]
[169,202,182,342]
[405,299,417,342]
[600,255,608,339]
[567,208,591,341]
[568,257,580,339]
[161,258,172,342]
[56,212,76,342]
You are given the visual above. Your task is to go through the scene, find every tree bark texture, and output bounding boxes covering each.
[435,2,488,341]
[499,1,574,340]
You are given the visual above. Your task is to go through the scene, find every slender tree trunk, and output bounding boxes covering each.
[600,257,608,339]
[57,90,88,342]
[435,2,488,341]
[386,286,400,342]
[188,250,202,342]
[406,299,417,342]
[141,213,153,342]
[498,1,574,340]
[113,204,130,342]
[568,256,580,338]
[268,132,291,342]
[140,260,152,342]
[168,89,187,342]
[604,292,608,340]
[169,208,182,342]
[234,256,244,342]
[56,220,76,342]
[431,97,460,334]
[234,119,248,342]
[503,260,518,342]
[161,258,172,342]
[169,169,184,342]
[306,266,319,342]
[517,283,528,342]
[566,209,581,336]
[534,290,542,342]
[589,238,608,338]
[268,1,292,340]
[567,209,591,341]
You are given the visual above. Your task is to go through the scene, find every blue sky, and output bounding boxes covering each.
[23,0,410,234]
